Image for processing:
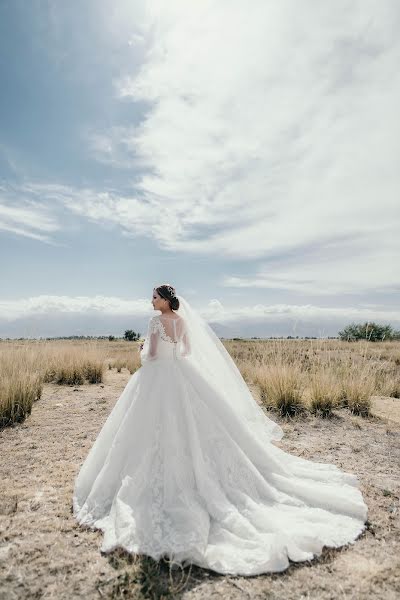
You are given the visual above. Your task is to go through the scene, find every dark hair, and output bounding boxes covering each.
[155,284,180,311]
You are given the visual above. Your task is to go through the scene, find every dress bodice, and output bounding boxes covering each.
[140,314,191,363]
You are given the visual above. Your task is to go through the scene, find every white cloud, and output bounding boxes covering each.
[82,126,141,169]
[16,182,165,242]
[222,230,400,295]
[0,295,152,322]
[75,0,399,294]
[0,294,399,328]
[0,189,60,242]
[201,299,400,327]
[4,1,399,301]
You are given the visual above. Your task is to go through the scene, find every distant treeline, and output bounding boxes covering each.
[1,322,398,342]
[1,334,335,341]
[0,334,339,341]
[0,335,125,341]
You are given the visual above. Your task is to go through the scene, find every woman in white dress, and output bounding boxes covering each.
[73,284,368,576]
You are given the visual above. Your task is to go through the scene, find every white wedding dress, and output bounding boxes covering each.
[73,300,368,576]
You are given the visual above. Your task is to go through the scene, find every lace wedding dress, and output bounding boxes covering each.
[72,297,368,576]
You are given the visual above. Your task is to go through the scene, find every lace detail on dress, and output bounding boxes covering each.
[140,420,204,556]
[151,316,178,344]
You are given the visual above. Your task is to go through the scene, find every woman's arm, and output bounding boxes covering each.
[140,317,160,363]
[181,324,191,357]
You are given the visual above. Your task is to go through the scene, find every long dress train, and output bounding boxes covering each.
[72,312,368,576]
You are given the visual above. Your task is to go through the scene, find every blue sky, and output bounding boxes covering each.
[0,0,399,338]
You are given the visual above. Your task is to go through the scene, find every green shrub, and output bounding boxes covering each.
[338,322,399,342]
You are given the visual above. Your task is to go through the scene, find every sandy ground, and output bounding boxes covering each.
[0,369,399,600]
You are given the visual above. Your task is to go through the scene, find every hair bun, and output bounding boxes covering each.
[170,296,180,310]
[156,284,179,310]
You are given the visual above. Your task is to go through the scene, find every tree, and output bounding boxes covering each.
[338,321,400,342]
[124,329,141,341]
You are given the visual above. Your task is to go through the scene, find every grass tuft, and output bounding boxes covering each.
[255,363,306,416]
[308,371,341,418]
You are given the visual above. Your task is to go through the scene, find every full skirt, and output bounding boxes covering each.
[72,358,368,576]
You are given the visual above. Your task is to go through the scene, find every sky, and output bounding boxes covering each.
[0,0,399,338]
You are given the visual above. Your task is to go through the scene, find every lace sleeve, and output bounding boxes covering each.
[181,320,191,357]
[140,317,160,363]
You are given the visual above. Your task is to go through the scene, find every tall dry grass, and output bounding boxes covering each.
[0,339,142,427]
[43,344,107,385]
[338,364,377,416]
[107,350,142,374]
[1,337,399,428]
[254,363,306,416]
[307,370,342,417]
[233,338,400,419]
[0,346,43,428]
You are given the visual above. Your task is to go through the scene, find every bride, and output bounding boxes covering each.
[72,284,368,576]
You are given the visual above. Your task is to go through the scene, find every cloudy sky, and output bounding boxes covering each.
[0,0,399,338]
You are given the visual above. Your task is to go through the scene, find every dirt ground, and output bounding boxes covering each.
[0,370,399,600]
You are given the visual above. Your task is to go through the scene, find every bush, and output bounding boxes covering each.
[338,322,399,342]
[124,330,141,342]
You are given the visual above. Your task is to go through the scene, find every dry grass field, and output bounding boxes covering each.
[0,338,399,599]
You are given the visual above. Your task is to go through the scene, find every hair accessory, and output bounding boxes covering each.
[166,285,176,298]
[156,285,176,300]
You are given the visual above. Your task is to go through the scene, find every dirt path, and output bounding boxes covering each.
[0,371,399,599]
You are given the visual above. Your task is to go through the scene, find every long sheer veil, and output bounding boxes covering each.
[176,294,284,443]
